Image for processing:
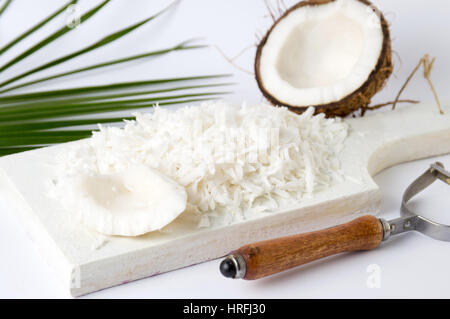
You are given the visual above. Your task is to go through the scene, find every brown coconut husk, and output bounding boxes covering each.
[254,0,393,117]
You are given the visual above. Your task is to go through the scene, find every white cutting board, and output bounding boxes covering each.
[0,102,449,297]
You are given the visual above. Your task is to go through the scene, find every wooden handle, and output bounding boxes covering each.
[236,215,383,280]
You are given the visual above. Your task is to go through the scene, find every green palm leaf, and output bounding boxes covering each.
[0,98,215,149]
[0,0,12,17]
[0,1,233,156]
[0,0,110,73]
[0,1,175,88]
[0,41,205,94]
[0,147,40,156]
[0,0,77,56]
[0,93,226,122]
[0,131,93,147]
[0,75,231,102]
[0,129,92,138]
[0,83,233,112]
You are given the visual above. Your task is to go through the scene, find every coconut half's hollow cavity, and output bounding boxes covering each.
[59,165,187,237]
[255,0,392,117]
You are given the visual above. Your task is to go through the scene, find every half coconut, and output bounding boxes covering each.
[255,0,392,117]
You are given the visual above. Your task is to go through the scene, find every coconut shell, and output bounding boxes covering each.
[255,0,393,117]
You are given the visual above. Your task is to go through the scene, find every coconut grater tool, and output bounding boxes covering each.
[220,162,450,280]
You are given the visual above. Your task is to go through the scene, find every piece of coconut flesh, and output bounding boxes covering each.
[63,165,187,236]
[257,0,384,107]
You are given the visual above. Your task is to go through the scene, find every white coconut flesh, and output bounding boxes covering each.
[258,0,384,106]
[64,165,187,236]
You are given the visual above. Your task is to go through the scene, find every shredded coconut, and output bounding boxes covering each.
[53,101,348,219]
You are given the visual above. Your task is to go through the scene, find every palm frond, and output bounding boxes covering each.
[0,83,233,111]
[0,0,12,17]
[0,1,176,88]
[0,0,77,56]
[0,0,110,73]
[0,93,227,122]
[0,1,233,156]
[0,98,216,149]
[0,129,92,138]
[0,75,231,102]
[0,146,40,156]
[0,131,93,147]
[0,41,205,93]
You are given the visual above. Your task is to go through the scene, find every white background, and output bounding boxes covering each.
[0,0,450,298]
